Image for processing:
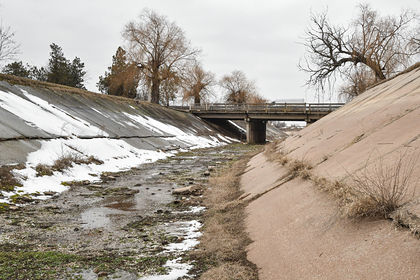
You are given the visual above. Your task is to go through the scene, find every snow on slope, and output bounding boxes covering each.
[0,88,108,137]
[0,87,237,203]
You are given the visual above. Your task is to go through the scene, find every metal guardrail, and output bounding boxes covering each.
[171,103,344,114]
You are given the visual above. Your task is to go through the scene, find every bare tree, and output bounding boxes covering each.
[219,70,259,104]
[0,20,20,64]
[338,65,376,101]
[300,4,420,99]
[122,9,201,104]
[248,92,268,103]
[181,62,216,104]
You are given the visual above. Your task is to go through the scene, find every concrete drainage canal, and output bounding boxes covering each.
[0,144,259,279]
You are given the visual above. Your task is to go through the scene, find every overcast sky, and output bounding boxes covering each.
[1,0,418,102]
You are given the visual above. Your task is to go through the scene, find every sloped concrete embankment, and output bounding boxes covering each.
[0,76,236,166]
[242,65,420,279]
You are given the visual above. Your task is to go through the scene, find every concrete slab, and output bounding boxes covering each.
[0,140,41,165]
[243,65,420,279]
[245,171,420,279]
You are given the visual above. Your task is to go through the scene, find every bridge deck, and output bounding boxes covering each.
[171,103,344,122]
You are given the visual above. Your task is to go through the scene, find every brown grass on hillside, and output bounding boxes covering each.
[190,152,259,280]
[310,150,420,220]
[0,73,149,105]
[264,139,291,167]
[264,140,312,180]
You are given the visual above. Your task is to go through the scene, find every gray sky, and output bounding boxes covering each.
[1,0,418,102]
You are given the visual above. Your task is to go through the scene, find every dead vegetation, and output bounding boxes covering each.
[0,164,25,192]
[265,141,419,222]
[35,154,103,177]
[264,139,313,180]
[342,150,419,218]
[190,152,259,280]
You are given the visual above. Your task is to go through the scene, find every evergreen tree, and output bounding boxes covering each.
[2,61,31,78]
[97,46,140,98]
[2,44,86,89]
[46,43,86,89]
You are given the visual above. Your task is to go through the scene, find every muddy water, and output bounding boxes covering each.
[79,155,214,230]
[0,144,260,279]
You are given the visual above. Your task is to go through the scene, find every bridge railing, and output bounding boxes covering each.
[184,103,344,113]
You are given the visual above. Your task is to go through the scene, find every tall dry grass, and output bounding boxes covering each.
[343,150,419,218]
[191,152,259,280]
[35,153,104,177]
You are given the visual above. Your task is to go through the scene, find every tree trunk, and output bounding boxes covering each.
[358,54,386,80]
[194,94,201,105]
[150,79,160,104]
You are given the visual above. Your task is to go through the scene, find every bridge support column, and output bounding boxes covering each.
[246,119,266,144]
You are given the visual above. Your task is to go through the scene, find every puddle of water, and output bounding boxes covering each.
[80,206,128,229]
[105,201,136,211]
[74,269,139,280]
[80,207,112,229]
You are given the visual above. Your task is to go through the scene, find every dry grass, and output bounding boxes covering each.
[311,150,420,220]
[343,151,419,218]
[35,164,54,177]
[288,159,313,180]
[0,164,25,192]
[264,140,313,180]
[200,263,256,280]
[266,138,420,220]
[35,154,104,177]
[190,152,259,280]
[264,139,287,165]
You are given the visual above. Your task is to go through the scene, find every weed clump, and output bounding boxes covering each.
[0,164,25,192]
[35,164,53,177]
[288,159,313,180]
[35,154,104,177]
[344,151,419,218]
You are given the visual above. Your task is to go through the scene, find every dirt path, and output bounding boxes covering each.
[0,144,258,279]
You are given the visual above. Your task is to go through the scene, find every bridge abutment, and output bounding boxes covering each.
[246,119,266,144]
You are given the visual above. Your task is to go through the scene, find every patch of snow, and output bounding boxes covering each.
[0,138,170,203]
[141,220,202,280]
[228,120,246,133]
[141,258,192,280]
[164,220,202,252]
[187,206,206,214]
[0,88,107,137]
[123,112,227,149]
[91,108,127,128]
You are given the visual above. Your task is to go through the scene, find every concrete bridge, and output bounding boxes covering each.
[172,103,344,144]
